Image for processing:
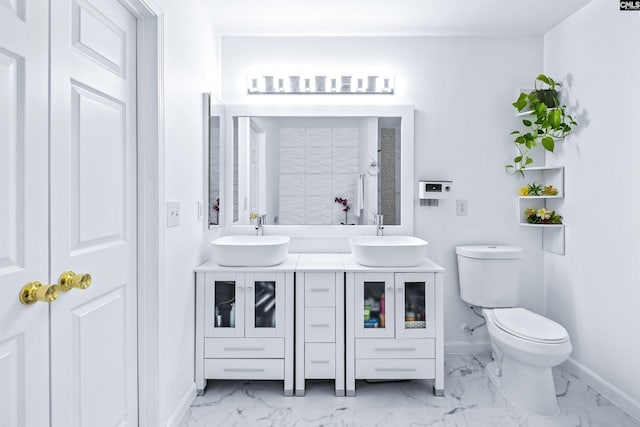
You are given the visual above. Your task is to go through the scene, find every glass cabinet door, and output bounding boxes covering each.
[204,273,245,337]
[395,273,435,339]
[355,272,395,338]
[245,272,285,338]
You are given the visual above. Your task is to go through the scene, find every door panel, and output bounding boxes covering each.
[354,273,395,339]
[70,288,128,427]
[245,272,285,338]
[0,48,23,272]
[49,0,138,425]
[0,1,50,426]
[395,273,435,339]
[205,272,245,338]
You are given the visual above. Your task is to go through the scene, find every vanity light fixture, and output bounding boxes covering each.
[246,74,394,94]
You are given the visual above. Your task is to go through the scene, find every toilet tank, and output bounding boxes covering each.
[456,245,523,308]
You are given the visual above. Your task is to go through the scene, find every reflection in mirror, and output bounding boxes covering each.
[207,93,224,228]
[209,115,220,226]
[232,116,401,226]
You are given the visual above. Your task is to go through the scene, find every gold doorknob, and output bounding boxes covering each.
[58,271,92,292]
[19,281,60,305]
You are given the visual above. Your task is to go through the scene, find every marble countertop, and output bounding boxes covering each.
[196,253,444,273]
[340,253,444,272]
[195,253,299,272]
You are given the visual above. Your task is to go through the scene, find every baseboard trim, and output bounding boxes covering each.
[563,357,640,422]
[166,382,197,427]
[444,340,491,354]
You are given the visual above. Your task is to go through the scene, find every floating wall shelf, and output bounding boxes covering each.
[516,165,565,255]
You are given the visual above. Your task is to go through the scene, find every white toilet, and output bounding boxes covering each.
[456,245,572,417]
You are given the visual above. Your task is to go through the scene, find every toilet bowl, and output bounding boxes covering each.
[455,245,572,417]
[484,308,572,416]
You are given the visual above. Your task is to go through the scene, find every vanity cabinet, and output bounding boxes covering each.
[195,256,298,396]
[295,254,345,396]
[343,255,444,396]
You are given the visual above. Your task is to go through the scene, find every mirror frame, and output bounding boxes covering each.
[224,104,414,238]
[204,93,226,230]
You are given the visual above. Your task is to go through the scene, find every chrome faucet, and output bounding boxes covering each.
[255,214,267,236]
[374,214,384,236]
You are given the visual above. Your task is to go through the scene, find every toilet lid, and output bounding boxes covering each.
[493,308,569,343]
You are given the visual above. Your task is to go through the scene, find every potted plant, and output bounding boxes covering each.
[506,74,578,177]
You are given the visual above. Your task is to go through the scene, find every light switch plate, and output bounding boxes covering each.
[197,200,204,221]
[167,200,180,227]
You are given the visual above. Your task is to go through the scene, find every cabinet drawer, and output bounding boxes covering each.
[305,273,336,307]
[204,359,284,380]
[305,307,335,342]
[355,358,435,380]
[204,338,284,358]
[355,339,434,359]
[305,343,335,379]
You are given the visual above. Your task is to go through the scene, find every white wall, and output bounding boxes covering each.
[220,36,545,350]
[544,1,640,418]
[156,0,220,424]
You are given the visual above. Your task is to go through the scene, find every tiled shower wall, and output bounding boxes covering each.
[279,127,359,225]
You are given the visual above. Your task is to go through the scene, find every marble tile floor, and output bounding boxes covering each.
[181,354,640,427]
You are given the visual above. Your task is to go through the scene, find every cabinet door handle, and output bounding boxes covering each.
[223,347,266,351]
[223,368,265,372]
[386,287,393,292]
[310,360,330,364]
[238,286,244,292]
[397,287,403,293]
[310,323,330,328]
[375,368,416,372]
[374,347,416,352]
[247,286,253,292]
[310,288,330,292]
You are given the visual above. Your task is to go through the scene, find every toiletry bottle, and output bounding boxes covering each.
[379,293,386,328]
[364,298,371,322]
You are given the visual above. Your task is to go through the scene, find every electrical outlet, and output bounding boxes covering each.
[167,201,180,227]
[456,199,468,216]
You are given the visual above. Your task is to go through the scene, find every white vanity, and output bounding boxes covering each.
[343,254,445,396]
[194,254,298,396]
[195,250,444,397]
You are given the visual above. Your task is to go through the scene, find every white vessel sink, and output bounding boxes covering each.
[211,235,290,267]
[349,236,428,267]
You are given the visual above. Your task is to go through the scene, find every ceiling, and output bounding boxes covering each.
[203,0,591,37]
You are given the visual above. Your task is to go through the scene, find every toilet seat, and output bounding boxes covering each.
[493,308,569,344]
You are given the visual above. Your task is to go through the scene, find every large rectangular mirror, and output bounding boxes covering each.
[224,105,414,236]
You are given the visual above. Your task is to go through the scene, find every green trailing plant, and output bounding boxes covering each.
[507,74,578,177]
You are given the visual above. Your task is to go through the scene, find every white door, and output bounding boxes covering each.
[0,1,50,426]
[49,0,138,425]
[354,272,395,339]
[205,272,246,338]
[394,273,435,339]
[245,272,285,338]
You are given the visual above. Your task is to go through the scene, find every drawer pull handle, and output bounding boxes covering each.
[223,368,265,372]
[310,288,330,292]
[375,368,417,372]
[374,347,416,352]
[310,324,330,328]
[310,360,330,364]
[223,347,266,351]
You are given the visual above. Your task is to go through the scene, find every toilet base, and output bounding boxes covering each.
[486,358,560,417]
